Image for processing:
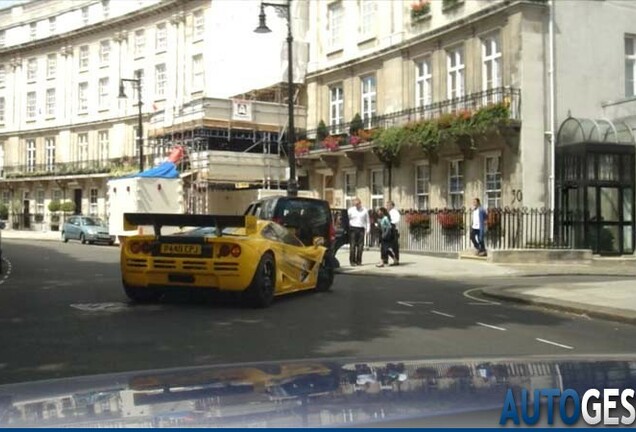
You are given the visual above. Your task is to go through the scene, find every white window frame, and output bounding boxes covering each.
[415,56,432,108]
[155,23,167,52]
[370,168,384,211]
[27,58,37,82]
[328,2,343,49]
[448,159,464,209]
[98,77,109,110]
[81,6,89,25]
[0,30,5,47]
[361,75,377,128]
[79,45,89,70]
[89,188,99,216]
[46,54,56,78]
[98,130,109,161]
[626,35,636,97]
[36,190,45,215]
[359,0,377,38]
[193,10,204,40]
[52,189,62,203]
[415,162,430,210]
[329,85,344,134]
[484,153,502,209]
[78,133,89,165]
[447,46,465,100]
[46,88,55,117]
[45,137,55,172]
[482,32,502,102]
[102,0,110,18]
[0,142,4,177]
[134,29,146,57]
[26,91,36,119]
[192,54,204,91]
[155,63,166,98]
[78,82,88,112]
[99,40,110,65]
[133,69,144,100]
[0,65,5,86]
[30,22,37,40]
[343,170,356,209]
[49,17,56,34]
[26,139,36,172]
[0,97,4,123]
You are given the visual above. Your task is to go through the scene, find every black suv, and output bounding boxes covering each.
[244,196,349,261]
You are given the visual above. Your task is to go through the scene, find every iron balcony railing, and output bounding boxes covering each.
[1,157,144,179]
[303,86,521,143]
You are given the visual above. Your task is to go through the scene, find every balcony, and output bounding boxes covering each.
[298,87,521,158]
[1,157,140,180]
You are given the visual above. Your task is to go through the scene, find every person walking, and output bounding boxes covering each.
[376,207,395,268]
[386,200,400,266]
[347,197,369,266]
[470,198,488,256]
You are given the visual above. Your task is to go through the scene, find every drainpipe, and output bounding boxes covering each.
[548,0,556,239]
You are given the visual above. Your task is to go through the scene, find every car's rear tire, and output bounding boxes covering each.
[123,282,162,303]
[62,232,68,243]
[80,233,86,244]
[244,253,276,308]
[316,254,335,292]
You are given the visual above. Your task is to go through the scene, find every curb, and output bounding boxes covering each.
[480,287,636,325]
[2,236,61,242]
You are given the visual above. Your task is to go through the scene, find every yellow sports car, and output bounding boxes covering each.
[120,213,335,308]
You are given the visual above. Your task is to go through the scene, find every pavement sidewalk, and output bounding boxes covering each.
[1,229,61,242]
[481,280,636,324]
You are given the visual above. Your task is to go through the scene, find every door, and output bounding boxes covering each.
[73,189,82,215]
[22,199,30,229]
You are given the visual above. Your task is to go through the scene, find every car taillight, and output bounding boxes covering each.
[329,223,336,242]
[129,240,152,255]
[141,242,153,254]
[230,245,241,257]
[218,244,241,258]
[129,241,142,254]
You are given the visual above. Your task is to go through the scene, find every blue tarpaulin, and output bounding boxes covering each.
[124,161,180,179]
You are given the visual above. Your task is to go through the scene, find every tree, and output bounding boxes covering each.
[60,201,76,214]
[316,120,329,142]
[0,203,8,220]
[349,113,364,135]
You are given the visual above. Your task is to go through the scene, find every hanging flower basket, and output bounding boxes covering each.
[349,135,362,147]
[437,211,464,231]
[411,0,431,20]
[322,135,341,152]
[406,212,431,239]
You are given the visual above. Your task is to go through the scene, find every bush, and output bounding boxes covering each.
[48,200,61,213]
[60,201,76,213]
[0,203,8,220]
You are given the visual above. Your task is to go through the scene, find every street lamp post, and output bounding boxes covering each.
[118,73,144,172]
[255,0,298,197]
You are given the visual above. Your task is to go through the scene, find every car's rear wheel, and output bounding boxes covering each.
[80,233,86,244]
[316,254,335,292]
[123,282,162,303]
[61,231,68,243]
[244,253,276,308]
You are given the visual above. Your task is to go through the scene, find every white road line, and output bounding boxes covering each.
[468,302,497,306]
[430,310,455,318]
[397,301,434,307]
[463,288,501,305]
[476,322,507,331]
[536,338,574,350]
[397,301,414,307]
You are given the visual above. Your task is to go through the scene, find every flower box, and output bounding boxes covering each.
[294,139,312,156]
[437,211,464,231]
[411,0,431,20]
[322,135,341,152]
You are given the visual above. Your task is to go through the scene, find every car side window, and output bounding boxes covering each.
[269,223,303,247]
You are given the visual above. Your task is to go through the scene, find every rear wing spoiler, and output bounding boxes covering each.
[123,213,257,236]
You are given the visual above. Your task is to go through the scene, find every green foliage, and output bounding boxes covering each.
[317,120,329,142]
[48,200,61,213]
[349,113,364,135]
[60,201,76,214]
[0,203,8,220]
[373,126,408,166]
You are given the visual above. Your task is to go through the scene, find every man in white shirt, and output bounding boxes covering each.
[470,198,488,256]
[347,197,369,266]
[386,200,400,266]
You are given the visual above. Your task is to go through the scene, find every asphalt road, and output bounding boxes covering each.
[1,239,635,385]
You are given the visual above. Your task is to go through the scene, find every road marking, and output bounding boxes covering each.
[468,302,497,306]
[430,310,455,318]
[476,322,507,331]
[463,288,500,305]
[536,338,574,350]
[70,303,131,312]
[1,257,12,283]
[397,301,414,307]
[397,301,434,307]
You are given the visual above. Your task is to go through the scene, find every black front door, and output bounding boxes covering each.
[587,186,634,255]
[73,189,82,215]
[22,199,30,229]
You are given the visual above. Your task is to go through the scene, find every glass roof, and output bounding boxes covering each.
[557,117,636,147]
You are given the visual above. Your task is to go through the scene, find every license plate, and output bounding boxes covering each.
[160,244,202,255]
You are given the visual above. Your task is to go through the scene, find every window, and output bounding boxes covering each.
[447,46,465,99]
[49,17,56,34]
[370,169,384,210]
[53,189,62,203]
[415,57,432,108]
[26,139,36,172]
[626,36,636,97]
[98,130,109,161]
[0,30,4,47]
[155,23,167,51]
[0,65,5,86]
[0,142,3,178]
[155,63,166,97]
[47,54,56,78]
[328,2,343,48]
[30,22,37,40]
[448,160,464,209]
[0,97,4,123]
[360,0,377,37]
[329,85,344,133]
[192,54,204,91]
[482,33,502,102]
[98,77,109,109]
[79,45,89,69]
[45,137,55,172]
[134,29,145,57]
[193,10,204,39]
[46,88,55,117]
[78,82,88,112]
[361,75,377,128]
[27,58,37,81]
[36,190,45,215]
[99,40,110,65]
[133,69,144,100]
[344,171,356,208]
[78,133,89,164]
[90,188,98,215]
[102,0,110,18]
[26,92,36,119]
[1,191,8,205]
[81,6,89,24]
[485,155,502,208]
[415,164,430,210]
